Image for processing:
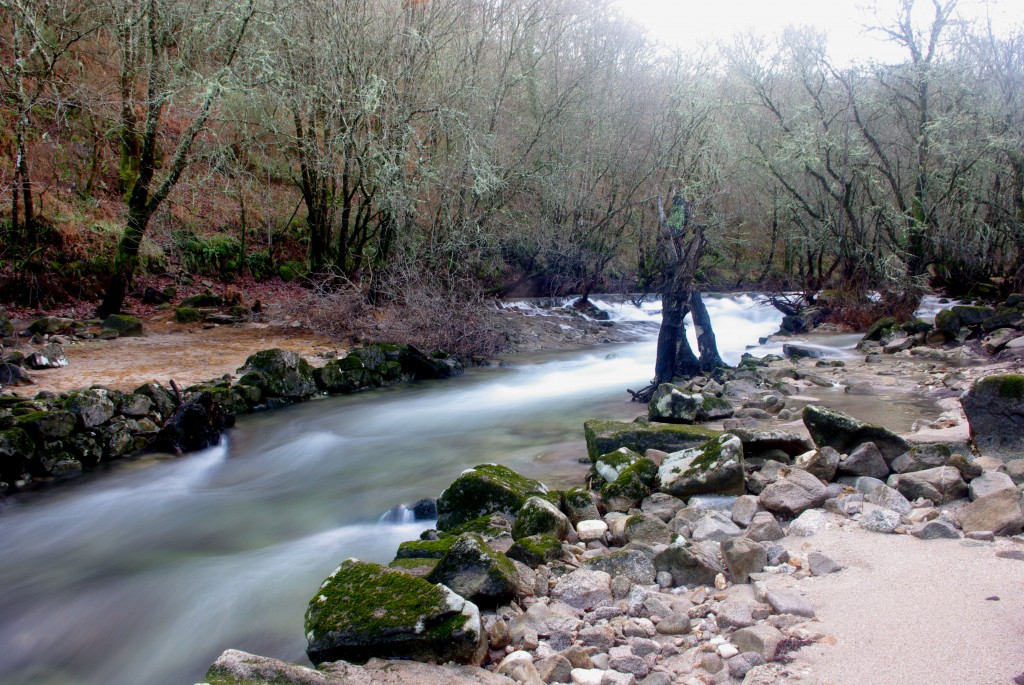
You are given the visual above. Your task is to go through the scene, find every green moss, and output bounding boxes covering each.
[510,496,567,540]
[436,463,549,531]
[584,418,719,462]
[684,435,727,476]
[388,557,441,577]
[437,513,512,540]
[395,538,457,559]
[863,316,898,341]
[933,309,960,335]
[507,534,563,568]
[979,373,1024,400]
[174,307,202,323]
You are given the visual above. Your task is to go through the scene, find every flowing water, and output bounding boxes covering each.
[0,294,941,685]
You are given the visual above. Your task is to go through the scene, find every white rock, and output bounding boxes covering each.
[717,643,740,659]
[789,509,826,537]
[577,519,610,542]
[500,650,534,667]
[572,668,606,685]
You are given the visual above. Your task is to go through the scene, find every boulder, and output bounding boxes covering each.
[511,496,571,541]
[765,588,815,617]
[133,382,178,418]
[16,410,77,440]
[956,489,1024,536]
[436,464,550,531]
[951,304,994,326]
[506,535,563,569]
[968,471,1018,501]
[744,511,785,542]
[653,542,725,587]
[911,520,960,540]
[730,494,761,527]
[961,374,1024,460]
[0,362,32,387]
[550,568,613,611]
[796,446,841,482]
[576,519,608,542]
[149,391,234,454]
[890,466,967,504]
[863,484,912,515]
[65,389,115,429]
[641,492,686,522]
[789,508,826,536]
[237,348,317,399]
[27,316,75,335]
[758,468,828,517]
[690,511,742,542]
[802,405,910,462]
[583,419,718,462]
[862,316,898,342]
[860,508,900,534]
[117,393,153,418]
[305,560,486,666]
[315,361,384,394]
[657,434,745,498]
[0,427,35,482]
[623,512,675,545]
[837,442,889,480]
[890,443,957,474]
[595,448,658,512]
[648,384,733,424]
[730,429,814,461]
[25,343,68,369]
[101,314,143,337]
[721,536,767,583]
[428,534,518,607]
[730,624,784,661]
[563,487,601,525]
[584,549,656,585]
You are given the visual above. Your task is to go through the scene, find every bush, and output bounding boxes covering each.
[174,231,241,277]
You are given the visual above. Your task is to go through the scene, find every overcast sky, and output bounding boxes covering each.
[614,0,1024,64]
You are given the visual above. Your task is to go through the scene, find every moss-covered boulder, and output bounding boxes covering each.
[0,312,14,339]
[179,292,225,308]
[596,449,658,513]
[951,304,995,326]
[436,513,514,543]
[584,548,657,585]
[101,314,143,337]
[802,404,910,462]
[238,348,317,399]
[563,486,601,525]
[648,384,734,424]
[657,434,745,498]
[511,496,571,540]
[314,361,384,394]
[730,428,814,461]
[427,533,518,608]
[862,316,898,342]
[65,389,115,429]
[28,316,76,335]
[933,309,960,338]
[981,306,1024,332]
[961,374,1024,460]
[436,464,551,531]
[387,557,441,578]
[584,418,719,463]
[507,534,563,569]
[16,410,77,440]
[395,537,458,559]
[133,382,178,418]
[0,427,35,483]
[173,307,202,324]
[304,559,486,666]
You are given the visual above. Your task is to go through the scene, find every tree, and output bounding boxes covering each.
[96,0,259,317]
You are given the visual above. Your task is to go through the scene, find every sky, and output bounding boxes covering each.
[614,0,1024,65]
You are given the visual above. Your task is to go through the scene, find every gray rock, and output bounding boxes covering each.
[658,434,745,498]
[910,520,961,540]
[797,446,841,482]
[641,492,686,522]
[727,652,766,679]
[730,429,814,460]
[551,568,613,611]
[563,488,601,525]
[863,484,913,515]
[1004,459,1024,485]
[578,624,616,649]
[653,542,725,587]
[956,489,1024,536]
[891,443,956,474]
[584,550,656,585]
[239,348,318,399]
[639,673,672,685]
[513,496,571,541]
[802,405,910,462]
[717,600,756,629]
[608,645,649,677]
[860,508,901,533]
[535,655,573,684]
[655,612,691,635]
[730,623,784,661]
[721,537,767,583]
[744,512,785,542]
[66,389,115,429]
[890,466,967,504]
[624,512,675,545]
[436,464,550,531]
[840,475,887,495]
[961,374,1024,460]
[25,343,69,369]
[765,588,814,617]
[807,551,843,576]
[428,534,518,608]
[968,471,1018,501]
[731,495,761,527]
[759,468,828,517]
[648,383,734,424]
[691,511,742,542]
[746,460,788,495]
[838,442,890,480]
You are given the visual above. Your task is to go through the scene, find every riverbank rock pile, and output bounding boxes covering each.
[209,370,1022,685]
[0,344,462,497]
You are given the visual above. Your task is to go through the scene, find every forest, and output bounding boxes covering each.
[1,0,1022,349]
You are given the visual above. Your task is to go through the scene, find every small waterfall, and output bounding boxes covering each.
[379,504,416,524]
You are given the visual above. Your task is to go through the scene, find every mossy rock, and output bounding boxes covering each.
[0,427,36,481]
[304,559,485,666]
[511,496,571,541]
[507,534,563,569]
[933,309,960,336]
[563,486,601,525]
[436,512,514,542]
[238,348,317,399]
[387,557,441,578]
[0,314,14,339]
[981,307,1024,332]
[961,374,1024,460]
[16,410,77,440]
[862,316,898,341]
[395,537,458,559]
[28,316,76,335]
[64,389,115,429]
[133,382,178,418]
[584,419,719,463]
[436,463,551,531]
[951,305,995,326]
[101,314,142,337]
[427,533,518,607]
[657,434,745,498]
[314,362,384,394]
[802,404,910,461]
[593,447,645,485]
[117,393,153,417]
[600,456,658,513]
[900,319,932,335]
[174,307,202,324]
[648,384,734,424]
[231,383,262,406]
[179,292,225,308]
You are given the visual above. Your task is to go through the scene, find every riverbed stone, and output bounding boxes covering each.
[808,551,843,576]
[890,466,967,504]
[25,343,68,369]
[802,405,910,462]
[837,442,889,480]
[731,495,761,527]
[860,508,901,533]
[238,348,317,399]
[65,389,115,429]
[796,446,841,482]
[744,511,785,542]
[437,464,551,531]
[758,468,828,518]
[956,489,1024,536]
[624,512,675,545]
[315,361,384,394]
[428,533,517,607]
[598,450,658,513]
[961,374,1024,460]
[584,419,719,463]
[149,391,234,453]
[722,536,767,583]
[641,492,686,522]
[585,549,656,585]
[564,487,601,525]
[731,624,784,661]
[513,496,571,541]
[305,559,486,666]
[863,484,913,515]
[507,535,564,569]
[968,471,1018,501]
[690,511,742,542]
[731,429,814,462]
[16,409,77,440]
[653,542,725,587]
[911,519,961,539]
[765,587,815,617]
[890,443,958,474]
[648,384,733,424]
[551,568,613,611]
[658,434,745,498]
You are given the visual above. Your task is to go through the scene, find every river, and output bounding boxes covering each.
[0,294,936,685]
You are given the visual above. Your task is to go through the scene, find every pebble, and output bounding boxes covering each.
[717,643,739,659]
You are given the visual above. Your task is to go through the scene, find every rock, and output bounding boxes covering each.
[578,624,616,649]
[641,492,686,522]
[730,623,784,661]
[956,489,1024,536]
[657,434,745,498]
[624,512,675,545]
[513,496,571,541]
[1006,459,1024,485]
[802,405,910,462]
[837,442,889,480]
[569,669,605,685]
[765,588,815,617]
[744,512,785,542]
[508,535,564,569]
[788,509,826,537]
[808,551,843,576]
[728,652,766,680]
[25,343,69,369]
[238,348,318,399]
[653,542,725,587]
[608,645,650,678]
[535,654,573,684]
[28,316,75,335]
[437,464,550,531]
[860,508,900,534]
[890,443,958,474]
[731,495,761,527]
[304,559,486,666]
[597,449,658,513]
[746,460,787,495]
[584,549,656,585]
[863,316,898,341]
[428,533,517,607]
[149,391,234,453]
[961,374,1024,460]
[717,601,756,629]
[648,383,734,423]
[564,488,601,525]
[691,511,741,542]
[968,471,1018,501]
[863,484,913,515]
[951,304,995,325]
[721,537,767,583]
[0,427,35,482]
[654,612,691,635]
[498,658,544,685]
[911,520,961,539]
[65,389,115,429]
[551,568,613,611]
[583,419,719,463]
[796,446,841,482]
[315,360,384,394]
[730,429,813,461]
[758,468,828,518]
[134,382,178,418]
[983,328,1022,354]
[890,466,967,504]
[16,409,77,440]
[577,519,609,542]
[117,393,153,418]
[101,314,143,337]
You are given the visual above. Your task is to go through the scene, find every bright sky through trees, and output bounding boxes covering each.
[615,0,1024,64]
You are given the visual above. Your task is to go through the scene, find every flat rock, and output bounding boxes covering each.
[956,489,1024,536]
[808,551,843,576]
[802,404,910,461]
[744,511,785,542]
[551,568,613,611]
[658,434,745,498]
[765,588,815,617]
[838,442,890,480]
[730,623,785,661]
[968,471,1018,501]
[890,466,967,504]
[961,374,1024,460]
[911,520,961,540]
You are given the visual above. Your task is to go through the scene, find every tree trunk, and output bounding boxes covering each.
[97,206,150,318]
[654,290,687,385]
[690,292,726,372]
